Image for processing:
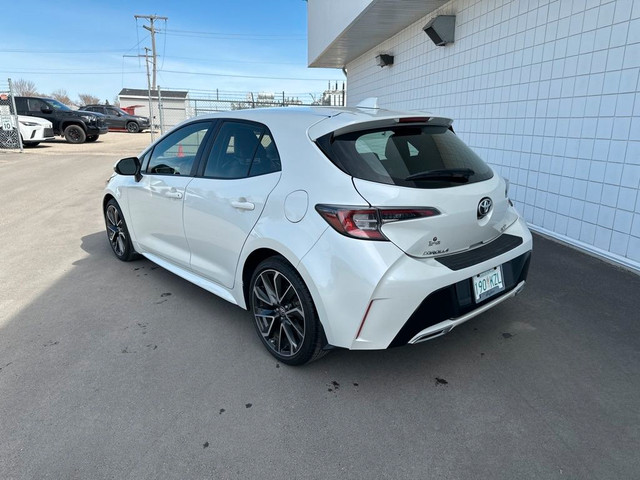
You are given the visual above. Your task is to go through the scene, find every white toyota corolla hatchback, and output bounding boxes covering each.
[104,106,532,365]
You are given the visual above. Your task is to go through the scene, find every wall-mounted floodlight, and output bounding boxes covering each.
[376,54,394,67]
[423,15,456,46]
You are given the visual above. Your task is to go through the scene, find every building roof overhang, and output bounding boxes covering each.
[308,0,447,68]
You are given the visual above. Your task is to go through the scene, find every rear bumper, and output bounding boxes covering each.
[299,216,532,350]
[407,280,526,345]
[390,252,530,347]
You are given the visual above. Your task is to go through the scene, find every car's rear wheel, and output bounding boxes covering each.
[64,125,86,144]
[104,199,138,262]
[126,122,140,133]
[250,257,327,365]
[86,135,99,142]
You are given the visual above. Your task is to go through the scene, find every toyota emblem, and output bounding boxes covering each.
[477,197,492,219]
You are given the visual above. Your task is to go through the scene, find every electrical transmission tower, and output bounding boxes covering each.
[134,14,168,90]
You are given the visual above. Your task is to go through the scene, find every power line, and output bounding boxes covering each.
[158,28,305,39]
[156,54,300,66]
[6,70,142,75]
[0,48,132,54]
[158,69,339,81]
[0,35,149,55]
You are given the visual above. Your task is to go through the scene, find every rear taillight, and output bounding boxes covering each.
[315,205,440,241]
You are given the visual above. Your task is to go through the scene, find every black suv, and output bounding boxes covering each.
[79,105,150,133]
[14,97,108,144]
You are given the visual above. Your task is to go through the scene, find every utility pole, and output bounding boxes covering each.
[134,14,167,90]
[123,47,155,141]
[143,47,155,141]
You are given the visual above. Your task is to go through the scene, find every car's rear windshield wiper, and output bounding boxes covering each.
[405,168,475,182]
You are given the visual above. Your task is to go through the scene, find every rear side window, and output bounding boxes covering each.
[203,121,281,179]
[318,125,493,189]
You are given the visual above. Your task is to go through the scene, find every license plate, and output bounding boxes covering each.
[473,265,505,302]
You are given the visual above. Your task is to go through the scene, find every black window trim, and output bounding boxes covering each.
[144,119,216,178]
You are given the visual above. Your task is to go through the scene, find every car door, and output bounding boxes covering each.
[106,107,125,129]
[25,98,57,130]
[126,120,213,269]
[184,120,282,288]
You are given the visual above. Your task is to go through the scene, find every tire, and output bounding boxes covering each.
[86,135,99,142]
[104,199,138,262]
[126,122,140,133]
[64,125,86,144]
[249,257,328,365]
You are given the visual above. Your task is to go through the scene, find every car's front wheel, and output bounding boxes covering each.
[104,199,138,262]
[250,257,327,365]
[126,122,140,133]
[64,125,86,144]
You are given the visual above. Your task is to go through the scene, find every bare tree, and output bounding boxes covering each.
[112,96,120,107]
[77,93,100,106]
[12,78,38,96]
[50,89,72,106]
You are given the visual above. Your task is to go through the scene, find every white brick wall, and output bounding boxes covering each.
[346,0,640,270]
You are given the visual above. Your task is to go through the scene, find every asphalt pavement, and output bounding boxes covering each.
[1,134,639,479]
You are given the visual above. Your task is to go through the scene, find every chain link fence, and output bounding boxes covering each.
[0,79,22,151]
[152,87,345,136]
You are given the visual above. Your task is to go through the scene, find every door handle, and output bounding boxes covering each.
[231,200,255,211]
[165,190,183,199]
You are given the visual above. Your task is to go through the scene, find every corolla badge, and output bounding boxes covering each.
[477,197,492,219]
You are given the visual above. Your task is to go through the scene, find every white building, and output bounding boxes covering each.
[118,88,188,130]
[322,82,346,106]
[308,0,640,271]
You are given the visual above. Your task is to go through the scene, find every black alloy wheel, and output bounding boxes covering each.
[104,199,137,261]
[64,125,86,144]
[126,122,140,133]
[250,257,327,365]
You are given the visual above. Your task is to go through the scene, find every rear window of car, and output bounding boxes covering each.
[317,125,493,189]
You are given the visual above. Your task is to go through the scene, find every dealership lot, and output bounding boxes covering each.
[1,134,639,479]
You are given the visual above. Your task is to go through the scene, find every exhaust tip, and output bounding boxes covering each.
[410,327,451,344]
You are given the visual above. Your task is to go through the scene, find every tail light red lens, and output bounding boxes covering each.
[315,205,440,240]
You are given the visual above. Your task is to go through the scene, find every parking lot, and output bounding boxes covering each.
[1,133,639,479]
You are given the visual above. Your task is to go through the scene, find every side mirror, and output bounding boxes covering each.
[41,106,53,114]
[115,157,142,182]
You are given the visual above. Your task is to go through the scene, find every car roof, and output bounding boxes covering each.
[184,106,454,140]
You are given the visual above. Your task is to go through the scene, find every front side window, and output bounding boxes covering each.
[204,121,280,179]
[319,125,493,189]
[146,122,211,176]
[47,99,72,111]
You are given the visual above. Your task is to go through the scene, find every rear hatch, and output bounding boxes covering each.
[315,120,517,258]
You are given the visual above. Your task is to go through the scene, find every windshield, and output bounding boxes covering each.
[317,125,493,189]
[47,99,73,112]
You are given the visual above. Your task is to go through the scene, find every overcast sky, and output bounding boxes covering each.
[1,0,343,104]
